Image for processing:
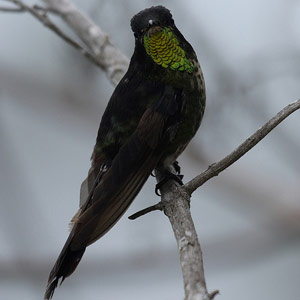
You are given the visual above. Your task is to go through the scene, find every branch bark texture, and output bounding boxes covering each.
[156,169,215,300]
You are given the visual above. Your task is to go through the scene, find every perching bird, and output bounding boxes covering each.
[44,5,205,299]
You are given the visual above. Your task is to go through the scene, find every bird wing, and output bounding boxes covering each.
[45,87,183,299]
[70,86,183,248]
[71,109,166,248]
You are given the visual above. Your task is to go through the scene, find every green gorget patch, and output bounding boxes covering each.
[144,27,194,73]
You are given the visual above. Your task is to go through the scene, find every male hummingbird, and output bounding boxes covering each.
[45,6,205,299]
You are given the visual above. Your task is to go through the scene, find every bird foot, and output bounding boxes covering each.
[155,171,184,196]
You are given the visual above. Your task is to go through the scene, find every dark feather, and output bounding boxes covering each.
[44,99,173,298]
[44,232,85,299]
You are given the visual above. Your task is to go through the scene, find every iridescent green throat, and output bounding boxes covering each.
[143,27,194,73]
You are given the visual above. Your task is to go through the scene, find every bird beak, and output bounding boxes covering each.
[146,25,162,37]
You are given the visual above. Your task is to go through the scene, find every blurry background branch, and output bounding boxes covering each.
[3,0,105,67]
[41,0,129,85]
[4,0,129,85]
[0,5,24,12]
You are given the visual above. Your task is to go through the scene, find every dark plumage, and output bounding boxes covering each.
[44,5,205,299]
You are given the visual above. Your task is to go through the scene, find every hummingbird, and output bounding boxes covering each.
[45,5,205,299]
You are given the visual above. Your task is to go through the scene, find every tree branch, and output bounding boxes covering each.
[155,167,218,300]
[41,0,129,85]
[128,202,163,220]
[132,99,300,299]
[185,99,300,195]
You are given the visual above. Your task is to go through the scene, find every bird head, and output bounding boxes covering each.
[130,6,174,39]
[130,6,194,73]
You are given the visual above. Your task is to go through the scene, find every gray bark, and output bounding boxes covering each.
[156,168,215,300]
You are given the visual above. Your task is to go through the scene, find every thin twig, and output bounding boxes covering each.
[128,202,163,220]
[185,98,300,195]
[5,0,129,85]
[6,0,104,69]
[0,5,23,12]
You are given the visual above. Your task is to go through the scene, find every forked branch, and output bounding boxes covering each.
[130,98,300,300]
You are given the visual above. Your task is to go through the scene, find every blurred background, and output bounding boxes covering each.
[1,0,300,299]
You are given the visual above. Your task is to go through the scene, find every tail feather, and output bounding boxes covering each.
[44,107,171,298]
[44,277,59,300]
[44,236,85,299]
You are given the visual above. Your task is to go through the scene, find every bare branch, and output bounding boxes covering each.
[151,99,299,299]
[42,0,129,85]
[128,202,163,220]
[185,98,300,195]
[155,167,218,300]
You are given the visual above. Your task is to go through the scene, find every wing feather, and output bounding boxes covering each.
[45,86,183,299]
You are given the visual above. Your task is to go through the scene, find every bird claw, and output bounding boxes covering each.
[155,185,161,196]
[155,171,184,196]
[173,160,181,175]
